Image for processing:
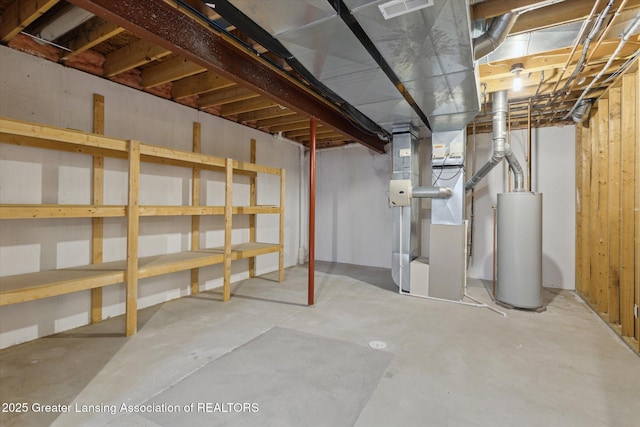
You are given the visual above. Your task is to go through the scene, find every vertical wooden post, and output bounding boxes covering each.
[608,87,621,323]
[596,99,610,313]
[580,123,592,300]
[620,73,636,337]
[575,124,583,296]
[635,65,640,347]
[279,168,286,283]
[249,138,257,278]
[588,113,599,305]
[223,158,233,302]
[125,140,140,337]
[91,94,105,323]
[308,116,316,306]
[191,122,201,295]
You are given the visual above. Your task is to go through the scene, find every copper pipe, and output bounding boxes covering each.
[308,116,316,306]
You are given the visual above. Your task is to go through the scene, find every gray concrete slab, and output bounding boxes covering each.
[0,262,638,427]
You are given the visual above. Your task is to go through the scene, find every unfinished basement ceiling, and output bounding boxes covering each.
[1,0,639,145]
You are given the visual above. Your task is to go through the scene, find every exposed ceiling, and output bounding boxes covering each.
[1,0,639,150]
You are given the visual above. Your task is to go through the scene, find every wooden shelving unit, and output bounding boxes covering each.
[0,116,285,336]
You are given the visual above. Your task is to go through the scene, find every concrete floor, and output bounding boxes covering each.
[1,262,638,427]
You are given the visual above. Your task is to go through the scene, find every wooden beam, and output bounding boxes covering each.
[191,122,201,295]
[597,98,610,313]
[608,87,621,323]
[91,93,105,324]
[257,113,306,128]
[279,168,285,283]
[103,38,171,77]
[223,158,233,302]
[142,57,206,88]
[197,87,259,108]
[171,71,236,99]
[249,138,256,278]
[473,0,559,19]
[512,0,640,35]
[635,64,640,346]
[578,122,592,299]
[220,98,277,117]
[589,112,599,305]
[0,0,59,42]
[125,140,140,337]
[270,120,311,133]
[237,105,295,123]
[479,42,640,80]
[62,21,124,60]
[67,0,387,152]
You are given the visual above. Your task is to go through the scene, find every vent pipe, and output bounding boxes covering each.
[465,90,525,192]
[473,12,518,60]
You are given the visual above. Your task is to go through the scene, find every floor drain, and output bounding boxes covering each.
[369,340,387,350]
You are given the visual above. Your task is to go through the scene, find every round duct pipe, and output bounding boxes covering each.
[571,99,593,123]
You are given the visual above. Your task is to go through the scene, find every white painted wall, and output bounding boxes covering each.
[0,46,303,348]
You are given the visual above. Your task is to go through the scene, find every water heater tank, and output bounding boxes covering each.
[497,192,543,309]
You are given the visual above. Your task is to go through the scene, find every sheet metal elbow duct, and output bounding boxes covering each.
[473,12,519,61]
[465,90,525,192]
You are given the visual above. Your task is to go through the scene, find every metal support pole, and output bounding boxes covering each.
[308,117,316,306]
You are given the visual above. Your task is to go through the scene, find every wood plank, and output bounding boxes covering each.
[279,169,285,283]
[237,105,295,123]
[589,113,599,305]
[636,65,640,345]
[0,204,126,219]
[620,72,636,337]
[139,143,226,168]
[191,122,201,295]
[580,123,592,300]
[171,71,236,99]
[197,87,259,108]
[0,263,125,306]
[137,251,224,279]
[62,21,124,60]
[138,205,224,216]
[103,39,171,77]
[125,140,140,337]
[608,87,621,323]
[92,93,105,324]
[575,124,583,295]
[142,57,206,88]
[223,158,233,302]
[231,243,280,259]
[597,99,610,313]
[270,120,311,133]
[0,0,59,42]
[249,138,257,278]
[220,98,278,117]
[1,117,129,153]
[257,114,305,128]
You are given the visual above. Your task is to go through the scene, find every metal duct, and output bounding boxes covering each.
[571,99,593,123]
[464,90,524,192]
[33,4,94,42]
[473,12,518,61]
[412,186,452,199]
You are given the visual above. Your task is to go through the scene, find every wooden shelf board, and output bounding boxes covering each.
[231,242,280,259]
[139,206,225,216]
[138,250,225,278]
[0,260,126,306]
[1,117,128,154]
[0,204,126,219]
